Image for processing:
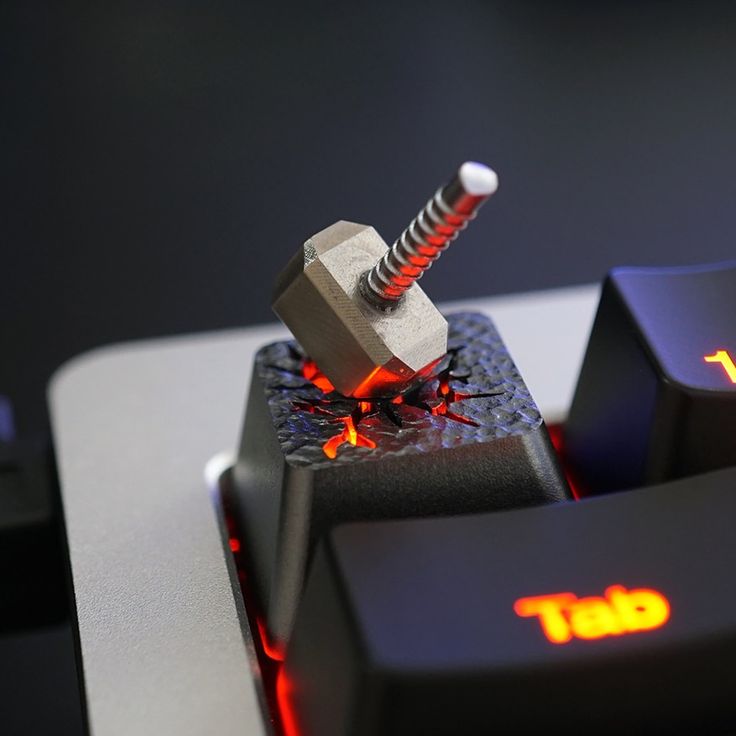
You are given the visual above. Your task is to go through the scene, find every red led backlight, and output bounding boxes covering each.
[322,415,377,459]
[276,668,300,736]
[546,424,583,500]
[256,618,286,662]
[220,485,298,734]
[301,359,335,393]
[514,586,671,644]
[351,364,405,398]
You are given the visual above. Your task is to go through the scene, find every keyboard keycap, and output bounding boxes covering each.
[283,467,736,735]
[565,261,736,494]
[233,312,569,651]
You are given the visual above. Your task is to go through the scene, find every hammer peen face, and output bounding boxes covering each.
[272,221,448,398]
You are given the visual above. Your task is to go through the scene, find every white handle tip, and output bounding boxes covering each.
[458,161,499,196]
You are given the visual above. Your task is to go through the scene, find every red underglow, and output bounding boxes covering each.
[547,424,583,500]
[301,359,335,393]
[221,485,298,735]
[351,365,405,398]
[352,356,445,398]
[276,668,301,736]
[256,618,286,662]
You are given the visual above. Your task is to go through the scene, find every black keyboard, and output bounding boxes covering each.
[226,260,736,735]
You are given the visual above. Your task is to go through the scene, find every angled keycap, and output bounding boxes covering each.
[283,467,736,735]
[565,261,736,494]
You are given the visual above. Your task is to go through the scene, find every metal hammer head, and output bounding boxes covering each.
[272,221,447,398]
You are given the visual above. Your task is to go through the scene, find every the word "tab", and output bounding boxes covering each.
[514,585,670,644]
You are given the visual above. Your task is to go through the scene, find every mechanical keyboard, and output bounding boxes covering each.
[49,263,736,735]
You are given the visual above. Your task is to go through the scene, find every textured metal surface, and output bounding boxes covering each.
[49,285,598,736]
[258,312,541,467]
[272,221,447,397]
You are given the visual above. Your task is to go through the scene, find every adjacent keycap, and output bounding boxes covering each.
[565,261,736,494]
[283,467,736,735]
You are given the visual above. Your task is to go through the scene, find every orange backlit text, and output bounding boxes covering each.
[514,586,670,644]
[704,350,736,384]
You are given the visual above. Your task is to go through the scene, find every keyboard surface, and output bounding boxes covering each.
[52,265,736,734]
[50,285,598,735]
[52,264,736,734]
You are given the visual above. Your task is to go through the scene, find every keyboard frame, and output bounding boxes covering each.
[49,284,599,736]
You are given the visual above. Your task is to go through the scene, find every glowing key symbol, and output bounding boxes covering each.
[704,350,736,384]
[514,586,671,644]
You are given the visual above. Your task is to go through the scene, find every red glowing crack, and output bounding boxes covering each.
[301,359,335,393]
[297,356,502,459]
[291,397,378,459]
[427,376,488,426]
[322,415,377,459]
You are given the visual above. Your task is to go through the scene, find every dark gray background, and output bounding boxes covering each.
[2,2,736,732]
[4,0,736,435]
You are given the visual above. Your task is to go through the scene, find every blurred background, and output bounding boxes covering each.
[2,1,736,732]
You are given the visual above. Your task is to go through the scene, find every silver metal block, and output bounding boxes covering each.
[272,221,448,398]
